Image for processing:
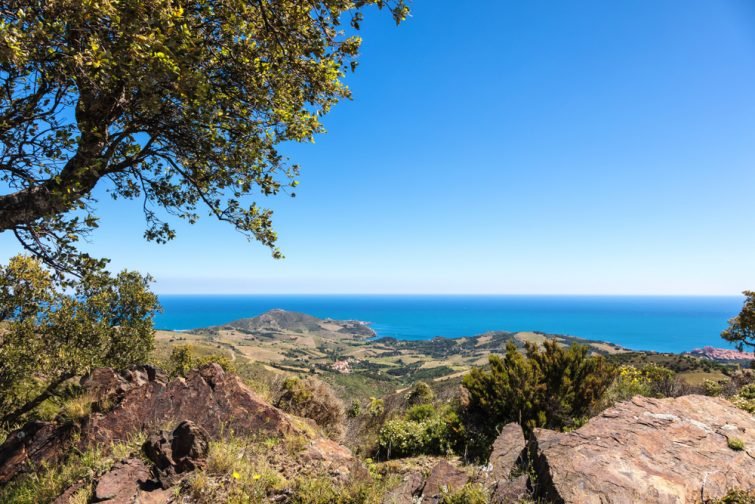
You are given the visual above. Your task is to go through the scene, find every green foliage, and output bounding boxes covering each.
[0,0,408,273]
[275,376,345,440]
[165,344,235,378]
[347,400,362,418]
[728,437,745,451]
[703,379,725,397]
[722,291,755,354]
[368,397,385,418]
[439,483,490,504]
[377,405,464,459]
[603,364,676,404]
[462,341,615,439]
[712,490,755,504]
[0,255,158,428]
[407,381,434,405]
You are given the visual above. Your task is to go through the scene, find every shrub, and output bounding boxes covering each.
[408,381,434,405]
[462,341,615,438]
[728,438,745,451]
[439,483,489,504]
[703,379,725,397]
[347,400,362,418]
[167,345,236,378]
[368,397,385,418]
[603,364,676,405]
[377,405,464,459]
[275,376,346,440]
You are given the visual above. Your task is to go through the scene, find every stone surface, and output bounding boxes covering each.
[383,471,424,504]
[491,474,530,504]
[142,420,210,488]
[0,421,75,484]
[94,458,152,503]
[421,460,469,502]
[529,395,755,504]
[84,363,302,444]
[0,364,307,485]
[488,422,525,482]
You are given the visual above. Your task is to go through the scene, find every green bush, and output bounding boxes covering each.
[461,341,615,459]
[439,483,489,504]
[378,406,464,459]
[408,381,434,405]
[728,438,745,451]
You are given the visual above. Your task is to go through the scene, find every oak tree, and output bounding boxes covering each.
[0,0,408,273]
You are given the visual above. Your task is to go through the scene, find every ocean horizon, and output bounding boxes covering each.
[154,294,743,354]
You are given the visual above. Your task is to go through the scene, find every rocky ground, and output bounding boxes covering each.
[1,362,754,503]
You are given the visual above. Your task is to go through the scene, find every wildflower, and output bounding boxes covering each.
[253,473,261,480]
[232,471,241,480]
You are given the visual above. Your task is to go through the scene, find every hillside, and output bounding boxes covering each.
[156,309,734,401]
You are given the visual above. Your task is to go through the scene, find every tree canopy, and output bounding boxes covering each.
[722,290,755,353]
[0,254,158,428]
[0,0,408,273]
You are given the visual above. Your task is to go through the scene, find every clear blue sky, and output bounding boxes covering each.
[3,0,755,294]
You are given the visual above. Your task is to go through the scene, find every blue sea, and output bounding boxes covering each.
[154,295,744,354]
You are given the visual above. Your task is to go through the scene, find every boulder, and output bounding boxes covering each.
[142,420,210,488]
[488,422,525,482]
[93,458,152,503]
[421,460,469,502]
[529,395,755,503]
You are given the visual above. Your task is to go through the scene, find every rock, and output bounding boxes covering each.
[0,421,76,484]
[383,471,424,504]
[142,420,210,488]
[422,460,469,502]
[488,422,525,482]
[0,364,308,485]
[302,437,362,481]
[529,395,755,503]
[51,480,88,504]
[491,474,530,504]
[94,458,152,503]
[84,364,302,444]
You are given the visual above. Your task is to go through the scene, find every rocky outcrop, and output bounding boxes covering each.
[142,420,210,488]
[0,364,308,484]
[93,458,154,503]
[529,395,755,503]
[83,363,300,444]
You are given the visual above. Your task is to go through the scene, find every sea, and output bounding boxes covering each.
[154,295,744,354]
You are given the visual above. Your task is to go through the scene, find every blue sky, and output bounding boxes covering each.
[3,0,755,294]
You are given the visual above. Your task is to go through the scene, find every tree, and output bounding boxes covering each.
[0,0,408,273]
[722,291,755,353]
[0,255,159,427]
[462,341,615,439]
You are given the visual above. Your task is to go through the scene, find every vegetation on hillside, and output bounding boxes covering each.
[0,255,158,430]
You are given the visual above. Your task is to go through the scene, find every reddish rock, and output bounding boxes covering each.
[488,422,525,482]
[0,421,76,484]
[383,471,424,504]
[94,458,151,503]
[491,474,530,504]
[142,420,210,488]
[0,364,307,485]
[529,395,755,503]
[83,364,301,444]
[422,460,469,502]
